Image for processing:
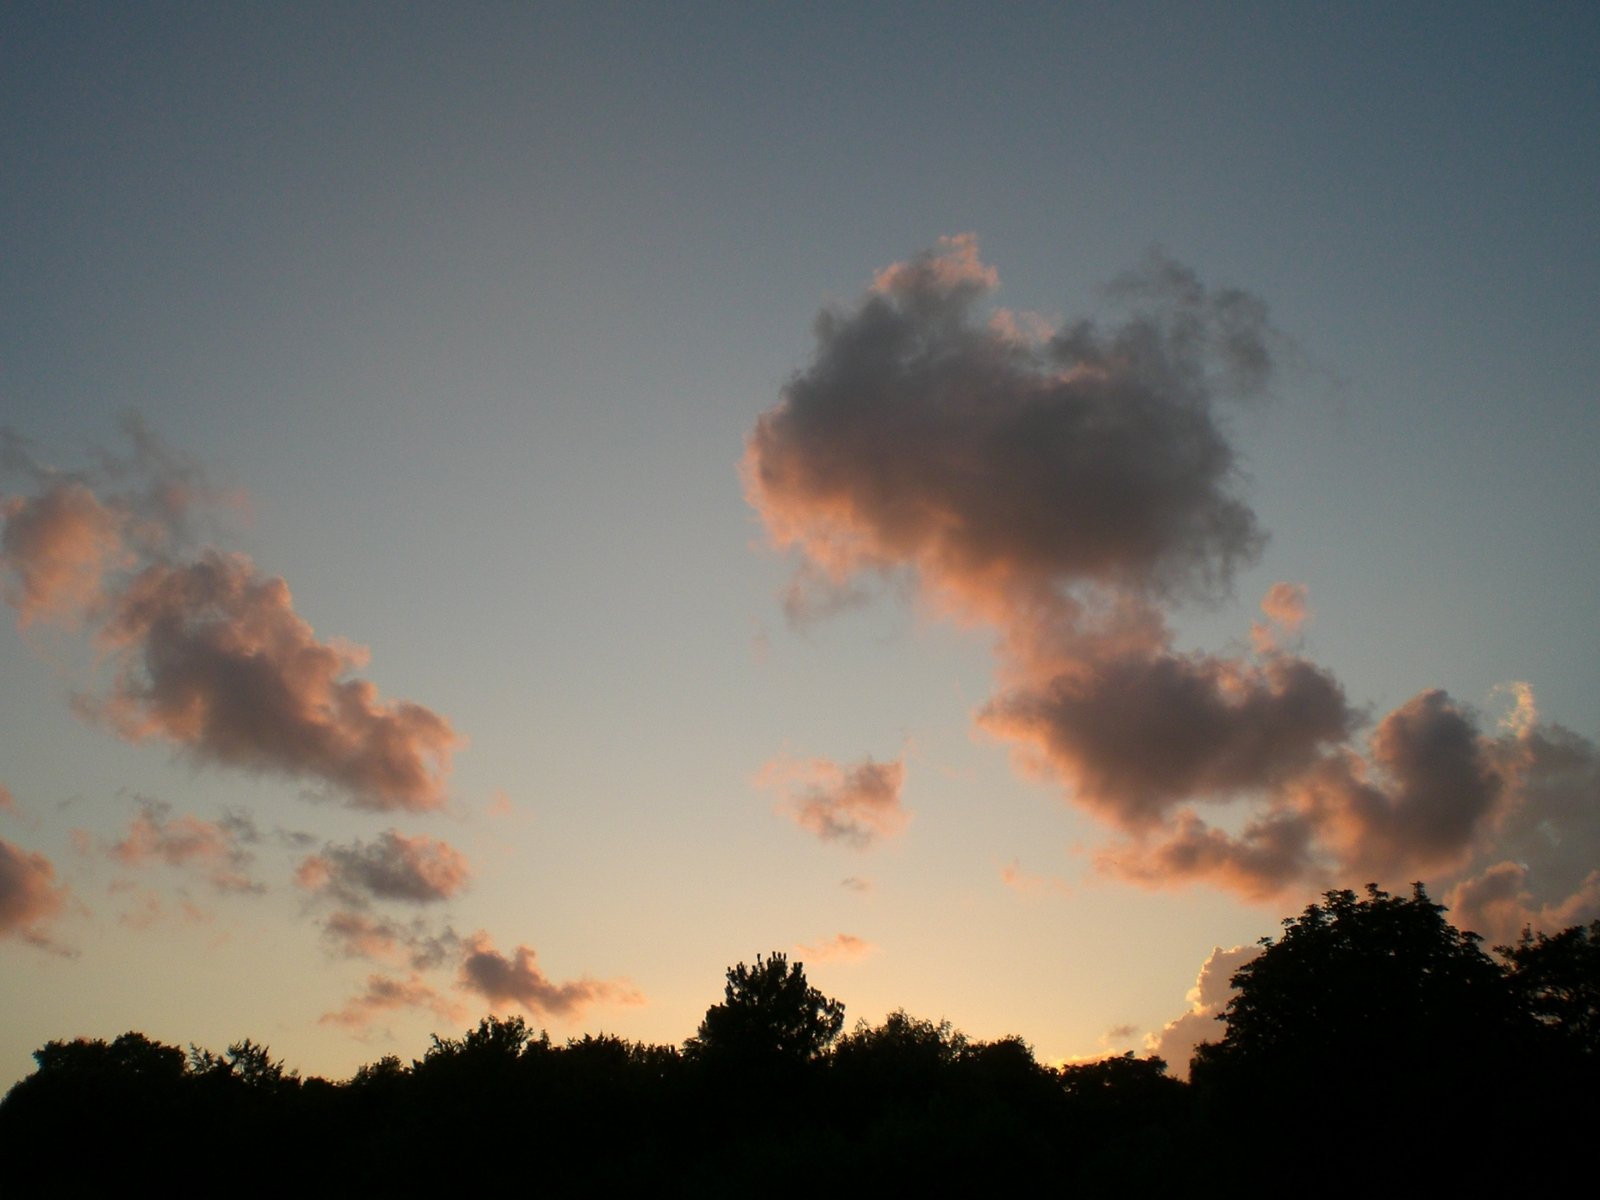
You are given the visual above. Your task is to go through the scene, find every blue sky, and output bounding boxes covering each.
[2,3,1597,1087]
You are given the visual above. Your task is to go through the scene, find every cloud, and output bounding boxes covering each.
[743,238,1271,621]
[320,973,464,1033]
[319,910,460,969]
[982,646,1353,828]
[1303,690,1504,879]
[0,481,127,626]
[0,836,68,946]
[109,879,212,929]
[760,754,909,848]
[297,830,470,906]
[841,876,873,892]
[999,859,1072,899]
[1145,943,1259,1080]
[1097,808,1324,902]
[797,933,877,961]
[108,798,261,893]
[0,428,461,812]
[82,552,460,811]
[744,239,1600,920]
[1447,862,1600,946]
[458,932,643,1020]
[1251,581,1310,654]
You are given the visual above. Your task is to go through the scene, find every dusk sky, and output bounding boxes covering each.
[3,3,1597,1089]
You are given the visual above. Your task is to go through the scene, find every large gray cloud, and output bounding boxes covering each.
[745,238,1600,924]
[744,235,1270,613]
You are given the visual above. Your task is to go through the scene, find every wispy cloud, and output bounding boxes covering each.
[319,910,460,969]
[760,754,909,848]
[297,830,470,906]
[320,972,464,1034]
[797,932,877,962]
[107,797,262,894]
[999,859,1072,899]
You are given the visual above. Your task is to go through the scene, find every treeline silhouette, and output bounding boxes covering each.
[4,886,1596,1190]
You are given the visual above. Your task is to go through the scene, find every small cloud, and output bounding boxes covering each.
[999,859,1072,899]
[108,797,262,893]
[321,973,464,1034]
[458,932,642,1021]
[485,790,515,819]
[797,933,877,962]
[0,835,69,948]
[841,876,873,893]
[319,909,459,970]
[760,754,909,848]
[1250,581,1311,654]
[297,830,470,906]
[109,878,214,929]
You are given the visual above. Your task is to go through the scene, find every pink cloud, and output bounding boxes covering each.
[0,836,68,945]
[999,859,1072,899]
[109,799,260,893]
[1251,581,1310,654]
[458,932,642,1020]
[1447,862,1600,946]
[88,552,459,811]
[0,481,127,626]
[1,431,462,812]
[797,933,877,961]
[760,754,909,848]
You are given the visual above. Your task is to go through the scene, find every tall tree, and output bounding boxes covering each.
[688,952,844,1069]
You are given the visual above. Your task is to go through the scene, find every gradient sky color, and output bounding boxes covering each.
[3,3,1597,1089]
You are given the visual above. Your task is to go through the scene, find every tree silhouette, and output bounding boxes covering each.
[1195,883,1513,1075]
[687,952,844,1069]
[1190,884,1528,1184]
[1499,920,1600,1056]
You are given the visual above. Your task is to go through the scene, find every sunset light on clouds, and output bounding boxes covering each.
[2,4,1597,1091]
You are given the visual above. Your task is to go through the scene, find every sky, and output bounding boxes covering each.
[2,2,1598,1088]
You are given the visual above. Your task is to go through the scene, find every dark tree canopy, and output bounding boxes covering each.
[1188,883,1540,1184]
[1196,883,1512,1074]
[689,952,844,1067]
[1498,919,1600,1056]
